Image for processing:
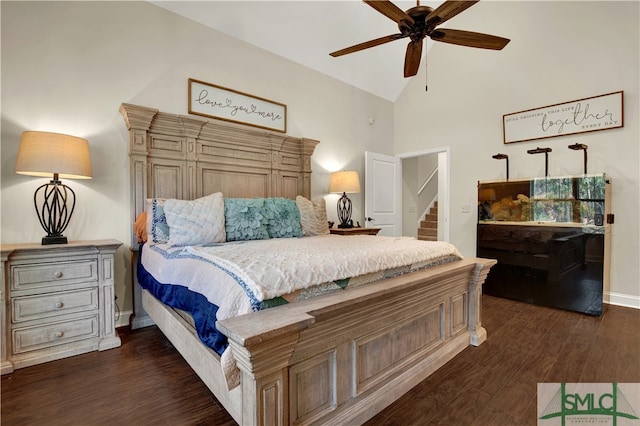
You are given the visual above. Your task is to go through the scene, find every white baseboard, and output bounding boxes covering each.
[131,315,155,330]
[604,292,640,309]
[116,310,134,328]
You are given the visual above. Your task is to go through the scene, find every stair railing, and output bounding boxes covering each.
[418,166,438,196]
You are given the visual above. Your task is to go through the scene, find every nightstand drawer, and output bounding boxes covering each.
[11,259,98,292]
[12,315,99,354]
[12,288,99,323]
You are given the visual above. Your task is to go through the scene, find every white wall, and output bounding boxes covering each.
[394,1,640,307]
[0,1,394,322]
[402,157,419,237]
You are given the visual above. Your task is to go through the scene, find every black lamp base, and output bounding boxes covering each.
[34,177,75,246]
[336,192,354,229]
[42,235,68,245]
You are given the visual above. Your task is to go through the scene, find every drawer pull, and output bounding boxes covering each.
[54,302,64,309]
[54,271,63,279]
[54,331,64,338]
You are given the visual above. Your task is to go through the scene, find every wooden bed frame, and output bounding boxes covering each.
[120,103,496,425]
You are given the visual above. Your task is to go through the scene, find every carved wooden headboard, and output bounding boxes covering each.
[120,103,319,247]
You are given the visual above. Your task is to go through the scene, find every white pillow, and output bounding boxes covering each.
[164,192,226,245]
[296,195,330,236]
[145,198,169,245]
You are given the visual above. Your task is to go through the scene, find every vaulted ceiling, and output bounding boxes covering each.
[151,1,443,101]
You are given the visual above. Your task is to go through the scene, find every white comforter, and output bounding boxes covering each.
[186,234,462,301]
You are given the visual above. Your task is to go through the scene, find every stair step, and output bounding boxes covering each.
[424,213,437,222]
[419,203,438,241]
[418,228,437,237]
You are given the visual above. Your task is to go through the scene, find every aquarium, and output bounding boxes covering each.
[478,173,607,226]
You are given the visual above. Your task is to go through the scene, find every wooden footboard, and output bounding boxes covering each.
[213,257,495,425]
[143,257,494,425]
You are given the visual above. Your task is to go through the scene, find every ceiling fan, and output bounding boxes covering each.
[330,0,510,78]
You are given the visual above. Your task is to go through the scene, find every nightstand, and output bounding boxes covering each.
[329,227,381,236]
[1,240,122,374]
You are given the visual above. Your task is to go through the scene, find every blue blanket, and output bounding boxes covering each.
[137,244,228,355]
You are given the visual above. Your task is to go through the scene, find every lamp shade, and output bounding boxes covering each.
[15,131,92,179]
[479,189,496,202]
[329,171,360,194]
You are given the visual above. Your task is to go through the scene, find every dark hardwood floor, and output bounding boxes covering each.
[2,295,639,425]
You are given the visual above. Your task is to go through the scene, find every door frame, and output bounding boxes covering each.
[397,146,450,242]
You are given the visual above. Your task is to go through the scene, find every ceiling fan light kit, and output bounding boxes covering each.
[330,0,510,80]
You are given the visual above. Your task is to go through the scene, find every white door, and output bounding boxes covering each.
[365,151,402,237]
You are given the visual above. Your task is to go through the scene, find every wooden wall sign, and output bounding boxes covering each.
[503,91,623,144]
[188,78,287,133]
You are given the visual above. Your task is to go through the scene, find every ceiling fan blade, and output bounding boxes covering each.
[330,33,406,57]
[426,0,479,25]
[364,0,415,25]
[431,29,510,50]
[404,40,423,77]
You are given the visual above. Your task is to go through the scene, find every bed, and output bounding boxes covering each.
[120,103,496,426]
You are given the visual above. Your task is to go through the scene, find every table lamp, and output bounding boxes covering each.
[329,170,360,229]
[15,131,92,245]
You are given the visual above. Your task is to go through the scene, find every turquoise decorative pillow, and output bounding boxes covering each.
[145,198,170,245]
[264,198,303,239]
[224,198,270,241]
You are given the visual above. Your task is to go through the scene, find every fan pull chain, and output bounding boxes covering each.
[424,43,428,91]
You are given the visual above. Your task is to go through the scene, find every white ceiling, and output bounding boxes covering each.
[150,0,444,101]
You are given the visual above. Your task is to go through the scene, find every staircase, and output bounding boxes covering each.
[417,202,438,241]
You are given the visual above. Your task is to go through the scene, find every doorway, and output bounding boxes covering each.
[399,147,450,242]
[364,147,450,241]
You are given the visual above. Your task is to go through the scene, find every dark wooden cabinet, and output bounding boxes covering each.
[477,174,611,315]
